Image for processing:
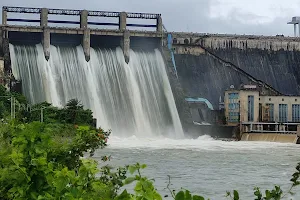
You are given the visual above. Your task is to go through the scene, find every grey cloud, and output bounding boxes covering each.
[0,0,296,36]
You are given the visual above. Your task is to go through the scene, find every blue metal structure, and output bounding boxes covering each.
[185,97,214,110]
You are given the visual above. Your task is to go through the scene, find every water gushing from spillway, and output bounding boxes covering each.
[10,44,183,138]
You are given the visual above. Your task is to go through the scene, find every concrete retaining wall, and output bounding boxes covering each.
[171,33,300,51]
[241,133,298,143]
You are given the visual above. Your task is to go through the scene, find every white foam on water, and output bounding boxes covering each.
[107,134,297,151]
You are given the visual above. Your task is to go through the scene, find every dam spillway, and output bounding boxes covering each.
[9,44,184,138]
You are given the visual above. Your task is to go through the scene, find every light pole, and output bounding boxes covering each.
[30,106,47,122]
[40,106,46,122]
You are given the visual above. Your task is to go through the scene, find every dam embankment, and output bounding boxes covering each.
[171,34,300,109]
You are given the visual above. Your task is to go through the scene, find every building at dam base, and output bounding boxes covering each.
[2,6,300,143]
[224,85,300,143]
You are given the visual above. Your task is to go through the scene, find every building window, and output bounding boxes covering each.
[279,104,288,122]
[282,98,284,101]
[228,112,239,123]
[269,98,271,101]
[228,93,239,100]
[292,104,300,122]
[266,103,274,121]
[248,95,254,121]
[228,93,239,122]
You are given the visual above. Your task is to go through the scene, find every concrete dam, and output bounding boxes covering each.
[1,6,300,139]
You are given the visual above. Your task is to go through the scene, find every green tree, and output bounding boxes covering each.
[60,99,93,125]
[0,121,122,200]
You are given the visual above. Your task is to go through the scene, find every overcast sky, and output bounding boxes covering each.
[1,0,300,36]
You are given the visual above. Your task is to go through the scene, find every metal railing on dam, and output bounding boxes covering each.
[0,6,164,64]
[2,6,162,30]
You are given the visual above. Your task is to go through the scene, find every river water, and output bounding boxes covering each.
[95,135,300,200]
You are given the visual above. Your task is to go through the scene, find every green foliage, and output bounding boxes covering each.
[59,99,94,125]
[174,190,205,200]
[0,85,12,119]
[0,121,118,200]
[25,99,94,126]
[1,88,93,125]
[115,163,162,200]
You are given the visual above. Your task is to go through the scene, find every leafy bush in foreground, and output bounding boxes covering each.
[0,121,116,199]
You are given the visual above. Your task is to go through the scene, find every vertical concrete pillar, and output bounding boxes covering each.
[274,102,279,122]
[82,29,90,62]
[40,8,48,27]
[119,12,127,31]
[3,30,10,70]
[156,15,162,33]
[121,30,130,63]
[80,10,88,28]
[43,28,50,60]
[288,102,293,122]
[81,10,90,61]
[294,24,297,37]
[2,10,7,25]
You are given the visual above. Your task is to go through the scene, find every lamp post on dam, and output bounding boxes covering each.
[288,16,300,37]
[0,6,163,64]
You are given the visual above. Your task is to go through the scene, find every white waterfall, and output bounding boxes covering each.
[10,44,184,138]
